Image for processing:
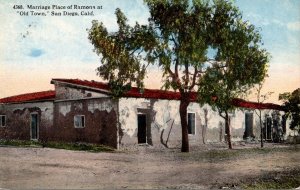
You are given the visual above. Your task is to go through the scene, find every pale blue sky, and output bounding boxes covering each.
[0,0,299,103]
[237,0,300,55]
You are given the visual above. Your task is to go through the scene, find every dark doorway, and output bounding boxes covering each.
[188,113,196,135]
[266,116,272,140]
[137,114,147,144]
[282,115,286,134]
[243,112,254,139]
[31,114,39,140]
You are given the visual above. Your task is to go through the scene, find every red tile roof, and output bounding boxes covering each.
[0,90,55,104]
[1,78,283,110]
[51,78,283,110]
[51,78,197,101]
[231,98,284,111]
[51,78,110,91]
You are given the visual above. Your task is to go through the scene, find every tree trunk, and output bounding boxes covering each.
[225,111,232,149]
[259,110,264,148]
[179,93,190,152]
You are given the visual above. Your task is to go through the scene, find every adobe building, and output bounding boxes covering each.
[0,79,287,149]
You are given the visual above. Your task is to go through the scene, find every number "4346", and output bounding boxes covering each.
[13,5,23,9]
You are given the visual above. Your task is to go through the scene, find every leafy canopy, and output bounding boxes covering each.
[88,0,269,102]
[88,8,155,96]
[88,0,208,96]
[196,0,269,115]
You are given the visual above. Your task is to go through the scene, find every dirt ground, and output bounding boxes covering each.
[0,143,299,189]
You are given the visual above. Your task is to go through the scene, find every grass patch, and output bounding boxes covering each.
[177,149,249,163]
[0,139,114,152]
[177,146,299,163]
[241,169,300,189]
[0,139,40,147]
[45,141,114,152]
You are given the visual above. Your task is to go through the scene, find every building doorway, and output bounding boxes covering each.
[243,112,254,139]
[137,114,147,144]
[265,116,272,140]
[31,114,39,140]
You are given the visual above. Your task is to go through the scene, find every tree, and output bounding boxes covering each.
[253,80,273,148]
[88,0,269,152]
[279,88,300,133]
[197,0,269,149]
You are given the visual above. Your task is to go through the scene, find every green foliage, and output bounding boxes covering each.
[196,0,269,116]
[88,8,154,96]
[88,0,268,98]
[280,88,300,132]
[144,0,211,91]
[88,0,214,95]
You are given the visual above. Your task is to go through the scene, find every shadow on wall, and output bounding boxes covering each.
[52,99,118,148]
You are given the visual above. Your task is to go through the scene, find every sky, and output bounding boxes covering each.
[0,0,299,104]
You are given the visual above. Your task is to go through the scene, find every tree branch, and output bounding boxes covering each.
[170,33,178,47]
[175,58,179,77]
[189,67,198,90]
[218,110,226,119]
[184,61,189,89]
[166,67,175,77]
[129,47,140,56]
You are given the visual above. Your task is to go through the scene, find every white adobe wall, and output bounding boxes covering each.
[0,101,54,121]
[54,83,108,100]
[119,98,182,138]
[118,98,250,149]
[0,101,54,141]
[118,98,184,148]
[242,109,295,142]
[56,98,115,116]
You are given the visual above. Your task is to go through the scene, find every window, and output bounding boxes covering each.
[188,113,196,135]
[0,115,6,127]
[74,115,85,128]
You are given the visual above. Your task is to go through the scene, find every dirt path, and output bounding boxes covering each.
[0,144,299,189]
